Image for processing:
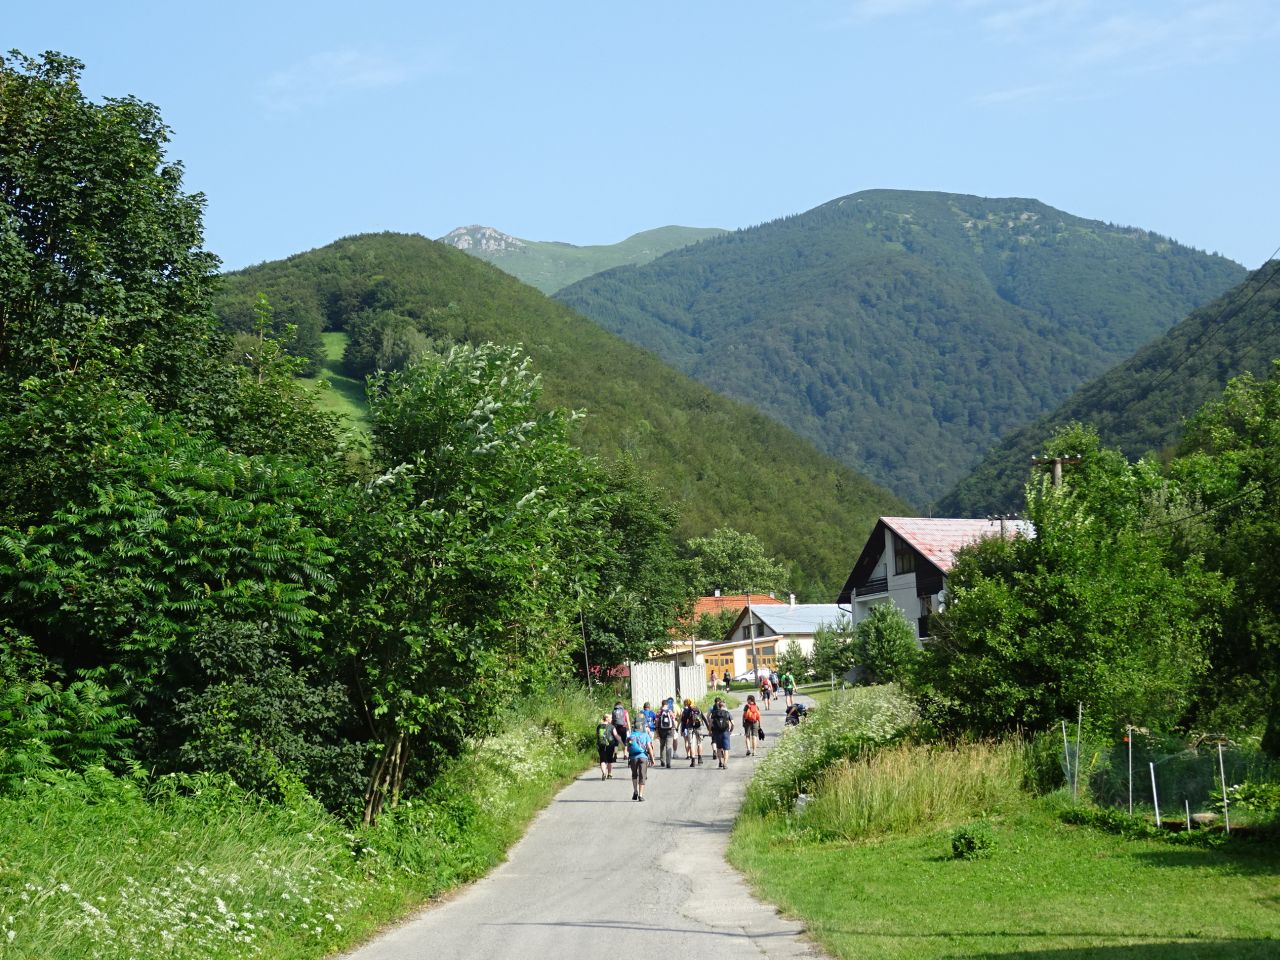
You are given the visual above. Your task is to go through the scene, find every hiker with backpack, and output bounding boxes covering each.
[759,675,772,710]
[680,698,707,767]
[742,695,762,756]
[707,697,735,769]
[655,697,679,768]
[596,712,621,780]
[626,715,656,801]
[782,670,796,707]
[611,701,630,749]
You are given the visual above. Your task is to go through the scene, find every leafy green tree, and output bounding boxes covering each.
[691,609,738,645]
[921,425,1226,736]
[340,343,603,823]
[0,51,220,414]
[776,640,808,681]
[342,309,435,376]
[686,527,790,597]
[809,616,856,682]
[0,396,338,694]
[1173,361,1280,751]
[578,459,693,672]
[852,604,919,685]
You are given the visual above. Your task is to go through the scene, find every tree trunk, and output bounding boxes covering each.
[362,730,408,826]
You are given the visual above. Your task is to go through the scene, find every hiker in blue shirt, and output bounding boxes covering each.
[626,716,655,801]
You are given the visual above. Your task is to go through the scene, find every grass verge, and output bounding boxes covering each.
[730,797,1280,959]
[0,687,598,959]
[730,723,1280,959]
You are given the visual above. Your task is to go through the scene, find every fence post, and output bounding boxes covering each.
[1218,743,1231,834]
[1150,762,1161,828]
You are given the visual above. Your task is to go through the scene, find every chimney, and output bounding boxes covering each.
[789,593,796,608]
[713,588,720,597]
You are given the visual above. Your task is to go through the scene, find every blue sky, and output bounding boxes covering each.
[10,1,1277,271]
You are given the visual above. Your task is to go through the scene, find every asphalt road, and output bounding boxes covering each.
[339,697,824,960]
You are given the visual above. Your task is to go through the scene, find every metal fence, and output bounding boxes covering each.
[628,661,706,710]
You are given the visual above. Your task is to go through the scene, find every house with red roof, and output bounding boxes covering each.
[836,517,1033,639]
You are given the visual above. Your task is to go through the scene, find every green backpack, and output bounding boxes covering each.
[597,723,614,748]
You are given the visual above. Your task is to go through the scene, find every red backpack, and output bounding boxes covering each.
[744,703,760,724]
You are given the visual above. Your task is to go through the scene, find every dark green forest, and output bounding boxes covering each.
[215,233,909,598]
[940,261,1280,516]
[555,189,1245,507]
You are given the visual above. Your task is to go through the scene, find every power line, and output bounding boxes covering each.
[1139,470,1280,536]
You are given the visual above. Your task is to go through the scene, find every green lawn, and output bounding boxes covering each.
[302,332,369,429]
[729,801,1280,959]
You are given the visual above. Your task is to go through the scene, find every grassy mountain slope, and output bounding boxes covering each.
[555,190,1245,507]
[939,260,1280,516]
[216,232,909,596]
[438,224,726,294]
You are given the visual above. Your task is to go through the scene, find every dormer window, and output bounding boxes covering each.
[894,534,917,575]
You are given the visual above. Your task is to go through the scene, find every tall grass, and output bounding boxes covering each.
[799,740,1026,841]
[745,685,917,814]
[0,685,600,960]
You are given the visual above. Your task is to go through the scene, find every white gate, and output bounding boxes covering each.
[628,661,706,709]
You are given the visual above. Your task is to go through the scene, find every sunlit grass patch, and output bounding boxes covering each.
[799,740,1025,841]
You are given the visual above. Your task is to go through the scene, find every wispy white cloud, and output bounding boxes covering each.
[1077,3,1259,73]
[976,0,1090,38]
[258,50,418,112]
[967,0,1272,105]
[844,0,935,21]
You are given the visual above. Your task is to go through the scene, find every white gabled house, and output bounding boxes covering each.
[694,600,850,680]
[836,517,1034,639]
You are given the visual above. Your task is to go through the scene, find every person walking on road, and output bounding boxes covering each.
[781,670,796,707]
[707,697,735,769]
[641,701,657,738]
[596,712,620,779]
[742,695,761,756]
[611,701,630,749]
[626,716,655,801]
[759,675,772,710]
[680,698,707,767]
[654,697,678,768]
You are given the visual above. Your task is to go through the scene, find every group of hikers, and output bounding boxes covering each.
[594,671,798,802]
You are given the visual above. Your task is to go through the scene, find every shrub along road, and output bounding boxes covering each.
[338,697,823,960]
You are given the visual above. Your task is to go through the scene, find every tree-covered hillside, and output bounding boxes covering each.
[555,190,1245,506]
[939,260,1280,516]
[215,233,909,596]
[439,224,726,294]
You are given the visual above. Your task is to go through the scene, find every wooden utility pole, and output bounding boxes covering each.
[987,513,1020,537]
[1030,456,1082,487]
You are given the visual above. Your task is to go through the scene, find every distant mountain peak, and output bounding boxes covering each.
[439,225,526,254]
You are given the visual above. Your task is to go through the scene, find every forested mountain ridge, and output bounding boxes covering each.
[555,189,1245,506]
[438,224,726,294]
[215,232,909,596]
[939,260,1280,516]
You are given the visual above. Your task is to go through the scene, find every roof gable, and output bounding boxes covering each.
[837,516,1034,603]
